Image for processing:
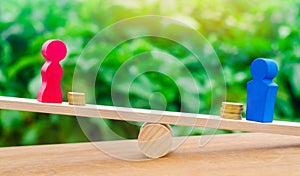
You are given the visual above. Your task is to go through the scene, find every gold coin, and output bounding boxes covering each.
[221,112,242,120]
[222,102,243,108]
[220,111,242,115]
[221,105,243,109]
[220,109,243,114]
[222,102,243,106]
[68,92,85,106]
[222,102,243,110]
[222,102,244,107]
[221,112,242,116]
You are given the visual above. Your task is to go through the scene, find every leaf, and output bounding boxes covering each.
[28,74,41,98]
[6,55,40,79]
[22,127,38,145]
[290,64,300,97]
[0,110,22,131]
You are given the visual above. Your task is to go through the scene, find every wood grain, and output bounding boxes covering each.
[0,133,299,176]
[0,96,300,136]
[138,123,172,158]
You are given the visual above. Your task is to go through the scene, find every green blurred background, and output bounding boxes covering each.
[1,0,300,147]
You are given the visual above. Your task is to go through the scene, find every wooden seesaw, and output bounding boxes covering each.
[3,40,298,159]
[0,95,300,158]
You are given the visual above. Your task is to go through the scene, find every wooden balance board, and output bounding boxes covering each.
[0,96,299,136]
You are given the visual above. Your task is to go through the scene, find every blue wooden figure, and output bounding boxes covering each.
[246,58,278,123]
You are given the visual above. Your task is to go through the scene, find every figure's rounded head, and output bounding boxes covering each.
[42,40,67,62]
[250,58,278,80]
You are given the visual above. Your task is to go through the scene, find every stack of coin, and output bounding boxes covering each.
[68,92,85,106]
[220,102,243,120]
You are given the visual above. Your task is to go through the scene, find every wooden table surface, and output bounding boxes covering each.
[1,133,300,176]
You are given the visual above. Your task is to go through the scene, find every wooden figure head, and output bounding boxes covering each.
[42,40,67,62]
[250,58,278,80]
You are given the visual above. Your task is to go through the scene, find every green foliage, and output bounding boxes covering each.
[0,0,300,146]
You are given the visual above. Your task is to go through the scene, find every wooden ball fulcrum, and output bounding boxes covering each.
[138,123,172,159]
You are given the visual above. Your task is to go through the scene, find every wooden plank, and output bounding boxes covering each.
[0,133,300,176]
[0,96,299,136]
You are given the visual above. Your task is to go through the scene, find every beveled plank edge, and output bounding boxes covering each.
[0,96,299,136]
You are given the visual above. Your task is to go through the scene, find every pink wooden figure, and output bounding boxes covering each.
[37,40,67,103]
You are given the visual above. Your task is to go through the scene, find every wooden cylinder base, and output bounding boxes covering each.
[138,123,172,159]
